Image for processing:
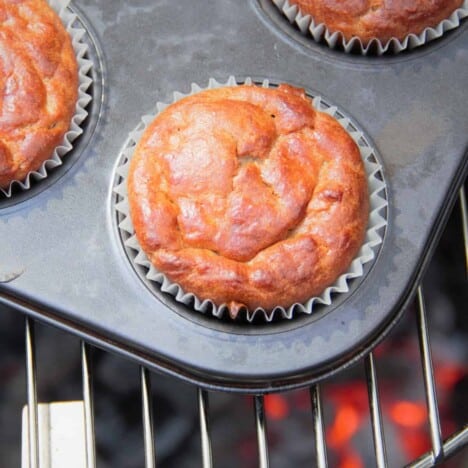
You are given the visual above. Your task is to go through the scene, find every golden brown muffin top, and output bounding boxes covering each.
[0,0,78,189]
[293,0,464,43]
[128,84,369,317]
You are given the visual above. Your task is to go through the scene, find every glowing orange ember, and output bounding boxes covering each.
[264,394,290,420]
[390,401,427,428]
[435,364,465,390]
[328,404,362,448]
[398,430,431,460]
[339,449,364,468]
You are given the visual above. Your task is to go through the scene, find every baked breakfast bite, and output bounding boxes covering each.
[0,0,78,189]
[288,0,464,44]
[128,84,369,316]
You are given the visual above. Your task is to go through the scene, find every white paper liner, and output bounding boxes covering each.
[272,0,468,55]
[1,0,93,197]
[113,76,388,322]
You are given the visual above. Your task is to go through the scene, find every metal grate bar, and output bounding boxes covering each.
[25,317,39,468]
[407,426,468,468]
[460,187,468,274]
[365,352,388,468]
[416,287,443,464]
[81,342,96,468]
[141,367,156,468]
[198,388,213,468]
[254,395,270,468]
[310,384,328,468]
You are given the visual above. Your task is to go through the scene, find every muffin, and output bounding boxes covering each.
[128,83,369,316]
[0,0,79,189]
[286,0,464,45]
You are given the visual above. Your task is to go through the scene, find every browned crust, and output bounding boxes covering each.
[0,0,78,188]
[292,0,464,44]
[128,84,369,314]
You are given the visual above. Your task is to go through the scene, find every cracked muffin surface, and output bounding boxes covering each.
[0,0,78,188]
[128,84,369,316]
[290,0,464,44]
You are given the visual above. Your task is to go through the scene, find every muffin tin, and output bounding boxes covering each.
[0,0,466,393]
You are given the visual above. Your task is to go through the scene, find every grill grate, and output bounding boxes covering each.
[19,187,468,468]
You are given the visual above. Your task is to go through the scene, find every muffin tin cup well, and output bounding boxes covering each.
[271,0,468,55]
[0,0,93,198]
[112,76,388,323]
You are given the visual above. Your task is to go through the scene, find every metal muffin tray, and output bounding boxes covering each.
[1,0,467,393]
